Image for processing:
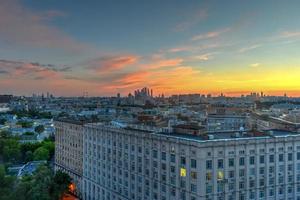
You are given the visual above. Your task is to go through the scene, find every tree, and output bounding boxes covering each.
[25,151,34,162]
[35,125,45,134]
[41,141,55,158]
[50,171,72,200]
[17,121,33,128]
[0,118,6,125]
[33,147,49,161]
[0,164,16,200]
[2,139,21,163]
[0,130,11,139]
[29,166,52,200]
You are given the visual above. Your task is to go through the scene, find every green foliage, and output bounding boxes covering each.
[16,120,33,128]
[41,141,55,157]
[0,134,58,200]
[0,164,16,200]
[9,109,52,119]
[0,130,10,139]
[0,118,6,125]
[0,134,54,165]
[33,147,49,161]
[35,125,45,134]
[11,167,72,200]
[25,151,34,162]
[50,171,72,200]
[23,132,35,136]
[2,139,21,163]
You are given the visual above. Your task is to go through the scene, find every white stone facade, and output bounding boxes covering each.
[82,123,300,200]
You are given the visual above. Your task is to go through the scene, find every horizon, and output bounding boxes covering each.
[4,89,300,98]
[1,0,300,96]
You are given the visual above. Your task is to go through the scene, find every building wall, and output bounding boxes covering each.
[54,121,84,197]
[82,124,300,200]
[207,115,247,132]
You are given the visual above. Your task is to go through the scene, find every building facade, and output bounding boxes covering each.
[54,120,84,198]
[82,123,300,200]
[207,114,248,132]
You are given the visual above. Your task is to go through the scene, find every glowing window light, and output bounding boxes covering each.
[180,168,186,177]
[217,171,224,180]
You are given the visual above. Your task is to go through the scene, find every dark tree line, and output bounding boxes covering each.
[0,165,71,200]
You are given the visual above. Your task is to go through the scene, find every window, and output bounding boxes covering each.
[229,170,234,178]
[153,150,158,158]
[239,157,245,166]
[229,158,234,167]
[269,155,274,163]
[249,156,255,165]
[206,185,212,193]
[206,160,212,169]
[170,166,175,173]
[259,155,265,164]
[239,181,245,189]
[218,159,223,169]
[191,184,197,193]
[288,153,293,161]
[250,168,255,176]
[217,171,224,180]
[181,157,186,165]
[279,154,284,162]
[206,172,212,181]
[180,168,186,177]
[249,180,255,188]
[161,152,166,161]
[191,171,197,179]
[259,167,264,175]
[170,154,176,163]
[239,169,245,177]
[191,159,197,168]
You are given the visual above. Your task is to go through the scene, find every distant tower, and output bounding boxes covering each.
[151,89,153,97]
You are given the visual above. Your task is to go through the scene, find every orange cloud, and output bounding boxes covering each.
[191,28,230,41]
[87,55,138,73]
[142,58,183,70]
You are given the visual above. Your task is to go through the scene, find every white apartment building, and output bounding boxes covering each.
[54,119,84,198]
[82,123,300,200]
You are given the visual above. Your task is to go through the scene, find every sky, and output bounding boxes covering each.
[0,0,300,97]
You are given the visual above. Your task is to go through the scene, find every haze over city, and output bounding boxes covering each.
[1,0,300,96]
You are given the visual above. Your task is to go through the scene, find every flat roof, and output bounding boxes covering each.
[156,129,300,142]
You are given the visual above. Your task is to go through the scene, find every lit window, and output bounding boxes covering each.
[217,171,224,180]
[180,168,186,177]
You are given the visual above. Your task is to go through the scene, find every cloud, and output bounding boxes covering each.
[238,44,261,53]
[191,28,230,41]
[168,47,189,53]
[0,70,8,74]
[0,0,86,52]
[86,55,138,73]
[0,59,69,79]
[142,58,183,70]
[250,63,261,67]
[280,31,300,38]
[193,53,214,61]
[175,9,208,31]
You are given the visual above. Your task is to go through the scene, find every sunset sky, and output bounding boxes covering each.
[1,0,300,97]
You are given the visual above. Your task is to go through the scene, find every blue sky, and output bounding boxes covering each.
[0,0,300,96]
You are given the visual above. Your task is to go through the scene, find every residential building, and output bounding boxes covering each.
[82,122,300,200]
[54,119,85,198]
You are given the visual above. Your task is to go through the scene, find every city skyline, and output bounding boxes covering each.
[1,0,300,96]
